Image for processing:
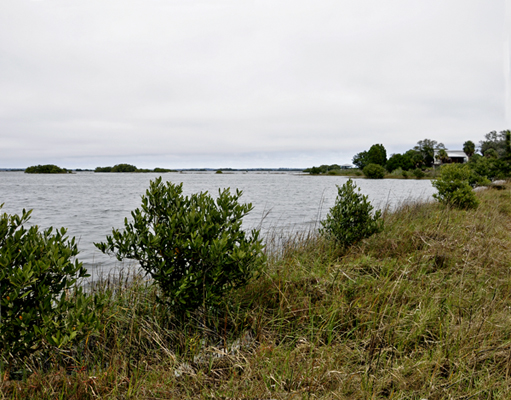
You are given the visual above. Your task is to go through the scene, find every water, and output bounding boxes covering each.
[0,171,436,273]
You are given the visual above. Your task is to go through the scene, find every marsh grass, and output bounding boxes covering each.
[3,185,511,398]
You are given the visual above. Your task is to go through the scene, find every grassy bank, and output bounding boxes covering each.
[3,184,511,398]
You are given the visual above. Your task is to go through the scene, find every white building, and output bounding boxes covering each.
[433,150,469,166]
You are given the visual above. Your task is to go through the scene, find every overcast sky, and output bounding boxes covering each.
[1,0,510,169]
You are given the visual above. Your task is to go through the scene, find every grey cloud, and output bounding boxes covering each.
[0,0,508,168]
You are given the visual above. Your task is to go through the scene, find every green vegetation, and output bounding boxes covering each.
[0,206,103,372]
[95,164,176,173]
[353,143,387,169]
[412,167,426,179]
[95,177,265,318]
[7,181,511,398]
[432,163,489,210]
[307,130,511,182]
[463,140,476,158]
[362,163,386,179]
[24,164,70,174]
[320,179,383,247]
[304,164,341,174]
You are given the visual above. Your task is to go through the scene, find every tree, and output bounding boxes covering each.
[414,139,445,167]
[463,140,475,158]
[479,130,507,158]
[484,148,498,159]
[386,154,404,172]
[95,177,265,318]
[367,144,387,166]
[403,149,425,170]
[504,130,511,161]
[352,151,369,169]
[435,149,450,164]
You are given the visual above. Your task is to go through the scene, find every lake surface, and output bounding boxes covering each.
[0,171,437,274]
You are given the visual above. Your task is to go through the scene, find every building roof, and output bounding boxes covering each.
[433,149,469,165]
[444,150,468,158]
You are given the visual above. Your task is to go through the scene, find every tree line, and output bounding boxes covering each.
[306,130,511,180]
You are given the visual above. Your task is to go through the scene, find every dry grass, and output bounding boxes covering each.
[3,185,511,398]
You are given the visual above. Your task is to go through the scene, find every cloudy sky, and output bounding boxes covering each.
[1,0,510,169]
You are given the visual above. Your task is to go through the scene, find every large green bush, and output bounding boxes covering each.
[95,177,265,317]
[0,207,102,366]
[363,163,386,179]
[320,179,383,248]
[432,164,483,209]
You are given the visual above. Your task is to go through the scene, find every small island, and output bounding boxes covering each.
[95,164,176,173]
[24,164,71,174]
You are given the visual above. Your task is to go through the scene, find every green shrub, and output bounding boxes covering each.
[363,163,386,179]
[432,164,480,209]
[0,207,102,366]
[320,179,383,248]
[413,168,425,179]
[95,177,265,317]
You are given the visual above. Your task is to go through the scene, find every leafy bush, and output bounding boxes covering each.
[432,164,481,209]
[363,163,386,179]
[95,177,265,317]
[413,168,425,179]
[320,179,383,248]
[25,164,69,174]
[0,207,102,366]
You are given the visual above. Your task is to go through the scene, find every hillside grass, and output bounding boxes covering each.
[3,184,511,399]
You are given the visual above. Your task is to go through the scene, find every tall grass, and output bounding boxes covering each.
[3,185,511,398]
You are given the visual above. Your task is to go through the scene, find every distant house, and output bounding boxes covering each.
[433,150,469,166]
[340,164,353,169]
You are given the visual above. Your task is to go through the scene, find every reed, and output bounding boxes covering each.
[3,184,511,398]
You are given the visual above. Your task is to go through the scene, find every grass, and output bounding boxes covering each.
[3,184,511,398]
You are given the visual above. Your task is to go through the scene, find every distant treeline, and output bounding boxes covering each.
[25,164,71,174]
[95,164,176,173]
[306,130,511,180]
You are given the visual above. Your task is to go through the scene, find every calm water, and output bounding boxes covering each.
[0,171,437,274]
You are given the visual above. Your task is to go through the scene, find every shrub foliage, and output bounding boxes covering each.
[95,177,265,317]
[432,164,483,209]
[320,179,383,247]
[0,207,102,365]
[363,163,386,179]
